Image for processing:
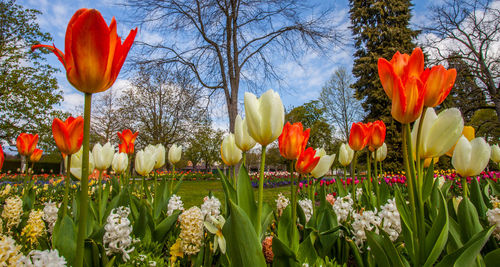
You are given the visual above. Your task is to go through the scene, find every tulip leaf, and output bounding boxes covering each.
[365,231,391,267]
[218,168,237,213]
[435,226,494,267]
[153,210,181,242]
[484,248,500,267]
[457,198,483,241]
[395,189,416,262]
[236,165,258,229]
[54,215,76,266]
[367,230,408,267]
[486,179,500,196]
[336,177,347,197]
[446,217,464,253]
[470,178,487,218]
[421,160,434,202]
[277,205,299,253]
[423,188,448,267]
[172,174,185,195]
[298,232,319,264]
[272,236,299,267]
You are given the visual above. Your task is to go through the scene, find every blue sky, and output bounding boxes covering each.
[20,0,436,128]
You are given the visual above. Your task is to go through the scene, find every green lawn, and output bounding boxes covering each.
[174,180,291,209]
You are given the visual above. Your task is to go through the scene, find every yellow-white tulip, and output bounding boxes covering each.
[234,115,256,152]
[168,144,182,165]
[311,148,335,178]
[452,136,491,177]
[112,152,128,174]
[135,149,156,176]
[372,142,387,162]
[491,144,500,163]
[65,147,95,180]
[244,89,284,146]
[411,108,464,159]
[221,134,242,166]
[154,144,166,169]
[92,142,115,170]
[338,143,354,167]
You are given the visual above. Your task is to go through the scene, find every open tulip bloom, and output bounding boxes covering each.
[452,136,491,194]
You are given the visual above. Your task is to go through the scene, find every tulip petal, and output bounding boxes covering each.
[452,136,472,176]
[426,108,463,158]
[469,138,491,177]
[378,58,397,99]
[406,47,424,78]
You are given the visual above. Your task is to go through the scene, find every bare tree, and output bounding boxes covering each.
[91,88,122,144]
[319,67,363,142]
[124,0,342,132]
[423,0,500,122]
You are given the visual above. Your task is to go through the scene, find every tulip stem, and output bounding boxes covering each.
[256,145,267,238]
[373,150,380,207]
[242,152,246,168]
[61,155,71,218]
[75,92,92,267]
[403,123,418,263]
[351,151,357,204]
[366,151,372,207]
[98,170,103,210]
[290,160,297,227]
[415,107,427,192]
[171,165,175,195]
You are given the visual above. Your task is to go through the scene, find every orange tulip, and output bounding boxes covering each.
[446,126,475,157]
[378,47,426,123]
[117,129,138,154]
[52,116,84,155]
[368,120,386,151]
[0,146,4,170]
[31,9,137,94]
[349,122,370,151]
[295,147,320,175]
[16,133,39,156]
[30,149,43,162]
[278,122,310,160]
[421,65,457,107]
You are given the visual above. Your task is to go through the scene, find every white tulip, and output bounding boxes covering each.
[234,115,256,152]
[338,143,354,167]
[372,143,387,162]
[154,144,166,169]
[311,148,336,178]
[112,153,128,174]
[244,89,285,146]
[221,134,242,166]
[491,144,500,163]
[168,144,182,165]
[411,108,464,159]
[93,142,115,171]
[65,147,95,180]
[452,136,491,177]
[135,149,155,176]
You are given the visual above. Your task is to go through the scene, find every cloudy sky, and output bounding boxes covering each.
[20,0,437,129]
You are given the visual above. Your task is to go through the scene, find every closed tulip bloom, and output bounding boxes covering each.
[52,117,84,156]
[278,122,310,160]
[154,144,166,169]
[30,149,43,162]
[93,142,115,170]
[339,143,354,166]
[168,144,182,165]
[349,122,369,151]
[117,129,138,154]
[16,133,39,157]
[112,153,128,174]
[221,134,242,166]
[491,144,500,163]
[244,89,285,146]
[234,115,257,152]
[378,48,425,123]
[311,148,335,178]
[411,108,464,159]
[135,149,155,176]
[0,146,4,170]
[295,147,320,175]
[368,120,386,151]
[446,126,475,157]
[66,147,95,180]
[32,9,137,94]
[421,65,456,107]
[372,142,388,162]
[452,136,491,177]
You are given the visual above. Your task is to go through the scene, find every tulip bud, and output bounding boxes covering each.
[278,122,310,160]
[30,149,43,162]
[112,153,128,174]
[372,142,387,162]
[411,108,464,159]
[135,149,155,176]
[244,89,285,146]
[452,136,491,177]
[368,120,386,151]
[92,142,115,170]
[154,144,166,169]
[491,144,500,164]
[234,115,256,152]
[65,147,95,180]
[16,133,39,157]
[349,122,369,151]
[168,144,182,165]
[338,143,354,166]
[295,147,320,175]
[220,134,242,166]
[311,148,335,178]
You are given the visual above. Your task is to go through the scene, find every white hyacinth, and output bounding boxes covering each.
[201,196,221,220]
[487,196,500,240]
[0,234,24,266]
[179,207,204,255]
[103,207,134,262]
[332,194,354,223]
[356,188,363,200]
[23,249,67,266]
[42,201,59,234]
[167,194,184,216]
[351,210,381,247]
[1,195,23,232]
[378,199,401,242]
[275,193,289,217]
[298,199,313,223]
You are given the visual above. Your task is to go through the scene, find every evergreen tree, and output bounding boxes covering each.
[349,0,419,170]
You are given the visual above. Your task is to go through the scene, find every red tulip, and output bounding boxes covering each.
[30,149,43,162]
[421,65,456,107]
[368,120,386,151]
[52,116,84,155]
[117,129,138,154]
[295,147,320,175]
[16,133,39,156]
[278,122,310,160]
[378,47,425,123]
[0,146,4,170]
[349,122,369,151]
[31,9,137,94]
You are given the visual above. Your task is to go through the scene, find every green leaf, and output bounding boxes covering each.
[470,178,488,218]
[272,236,299,267]
[457,198,484,241]
[298,232,319,264]
[172,174,185,195]
[277,205,299,253]
[219,168,237,214]
[423,188,449,267]
[153,210,181,242]
[236,165,258,229]
[336,177,347,197]
[421,160,434,201]
[447,217,464,253]
[53,215,76,266]
[484,248,500,267]
[366,230,408,267]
